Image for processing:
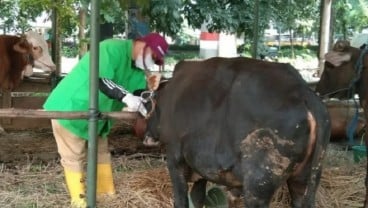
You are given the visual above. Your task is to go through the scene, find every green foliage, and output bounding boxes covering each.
[239,44,318,60]
[169,44,199,51]
[0,1,17,33]
[146,0,184,37]
[61,44,78,58]
[118,0,150,11]
[165,51,198,64]
[100,0,128,34]
[270,0,319,34]
[2,0,367,58]
[334,0,368,38]
[0,0,45,33]
[182,0,256,35]
[164,44,200,65]
[278,45,317,60]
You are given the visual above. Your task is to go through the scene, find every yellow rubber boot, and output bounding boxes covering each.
[64,169,86,208]
[96,163,116,195]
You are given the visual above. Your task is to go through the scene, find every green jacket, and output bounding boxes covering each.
[43,39,147,140]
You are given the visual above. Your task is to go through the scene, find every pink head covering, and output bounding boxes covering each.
[137,33,169,65]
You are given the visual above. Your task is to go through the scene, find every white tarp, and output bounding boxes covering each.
[351,33,368,48]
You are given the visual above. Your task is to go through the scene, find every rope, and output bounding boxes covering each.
[139,90,157,119]
[346,45,368,145]
[346,99,360,145]
[319,87,350,98]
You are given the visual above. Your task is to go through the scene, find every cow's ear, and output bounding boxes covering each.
[325,51,351,67]
[13,37,30,54]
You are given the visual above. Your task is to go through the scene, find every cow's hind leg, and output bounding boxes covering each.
[242,164,285,208]
[190,179,207,208]
[240,128,293,207]
[167,150,190,208]
[287,164,321,208]
[364,130,368,208]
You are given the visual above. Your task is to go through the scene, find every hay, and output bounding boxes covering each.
[266,163,366,208]
[110,168,173,208]
[106,160,366,208]
[0,154,367,207]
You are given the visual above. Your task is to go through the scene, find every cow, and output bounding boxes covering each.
[143,57,331,207]
[326,100,365,142]
[0,31,55,91]
[315,40,368,207]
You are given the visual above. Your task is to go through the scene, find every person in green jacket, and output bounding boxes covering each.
[43,33,169,207]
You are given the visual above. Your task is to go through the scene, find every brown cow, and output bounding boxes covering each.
[326,100,365,142]
[315,40,368,207]
[0,31,55,90]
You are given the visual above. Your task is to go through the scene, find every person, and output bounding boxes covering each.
[43,33,169,207]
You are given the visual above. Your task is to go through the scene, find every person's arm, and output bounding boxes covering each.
[99,78,147,117]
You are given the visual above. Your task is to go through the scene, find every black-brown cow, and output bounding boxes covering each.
[316,40,368,207]
[144,57,331,207]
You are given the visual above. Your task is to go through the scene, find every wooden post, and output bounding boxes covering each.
[0,108,139,120]
[318,0,332,76]
[1,90,12,125]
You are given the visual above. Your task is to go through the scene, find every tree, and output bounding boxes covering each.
[0,1,18,34]
[146,0,183,37]
[333,0,368,40]
[270,0,319,58]
[5,0,367,62]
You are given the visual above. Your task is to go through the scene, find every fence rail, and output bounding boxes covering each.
[0,108,139,120]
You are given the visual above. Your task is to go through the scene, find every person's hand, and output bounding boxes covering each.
[122,93,147,117]
[147,72,162,91]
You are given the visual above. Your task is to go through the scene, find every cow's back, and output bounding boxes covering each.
[160,57,315,142]
[157,57,328,173]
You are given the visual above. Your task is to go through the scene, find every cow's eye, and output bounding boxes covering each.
[33,46,42,52]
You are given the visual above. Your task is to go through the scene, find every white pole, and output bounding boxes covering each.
[318,0,332,75]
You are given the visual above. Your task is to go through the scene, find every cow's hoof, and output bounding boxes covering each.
[143,136,160,147]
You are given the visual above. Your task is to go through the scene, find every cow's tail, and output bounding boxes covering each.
[304,92,331,207]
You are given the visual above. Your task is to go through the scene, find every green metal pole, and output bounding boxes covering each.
[87,0,100,207]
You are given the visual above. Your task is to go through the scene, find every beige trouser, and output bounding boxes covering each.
[51,120,111,172]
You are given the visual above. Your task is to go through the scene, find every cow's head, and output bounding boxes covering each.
[24,31,56,74]
[315,40,367,99]
[12,36,35,78]
[134,79,170,146]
